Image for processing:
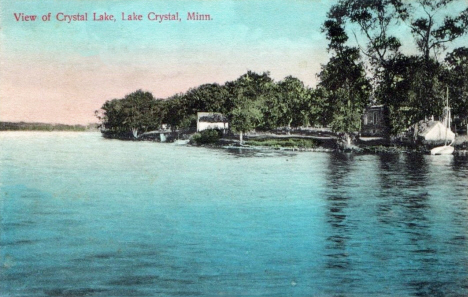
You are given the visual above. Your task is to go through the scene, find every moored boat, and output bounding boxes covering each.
[431,88,454,155]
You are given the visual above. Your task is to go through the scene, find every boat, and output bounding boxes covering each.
[431,88,454,155]
[430,144,454,155]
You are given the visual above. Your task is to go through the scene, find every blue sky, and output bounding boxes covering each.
[0,0,336,123]
[0,0,466,124]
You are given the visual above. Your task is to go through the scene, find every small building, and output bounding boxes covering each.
[361,105,387,137]
[196,112,229,132]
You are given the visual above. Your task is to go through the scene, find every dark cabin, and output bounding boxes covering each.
[361,105,388,137]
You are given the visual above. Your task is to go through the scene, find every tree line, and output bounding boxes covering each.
[0,122,89,131]
[95,73,327,140]
[97,0,468,142]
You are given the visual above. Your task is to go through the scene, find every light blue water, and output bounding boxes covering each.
[1,132,468,297]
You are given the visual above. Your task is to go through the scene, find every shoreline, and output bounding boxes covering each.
[188,136,468,156]
[200,144,468,155]
[28,129,464,156]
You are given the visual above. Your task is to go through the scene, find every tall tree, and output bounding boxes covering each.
[225,71,272,143]
[276,76,312,131]
[229,101,263,144]
[320,15,371,145]
[326,0,468,134]
[394,0,468,62]
[445,47,468,118]
[326,0,403,98]
[309,87,331,128]
[183,83,228,115]
[319,47,371,146]
[163,93,188,131]
[97,89,164,138]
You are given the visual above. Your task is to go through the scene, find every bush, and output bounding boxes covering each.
[190,129,222,145]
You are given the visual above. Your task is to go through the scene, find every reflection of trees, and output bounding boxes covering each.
[321,152,468,295]
[451,155,468,174]
[377,154,431,224]
[324,152,355,280]
[377,153,449,296]
[376,153,430,223]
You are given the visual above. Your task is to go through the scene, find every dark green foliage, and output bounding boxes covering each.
[324,0,468,135]
[445,47,468,118]
[377,56,447,134]
[190,129,222,145]
[96,89,164,138]
[225,71,273,134]
[96,71,330,144]
[275,76,313,129]
[161,84,229,131]
[318,46,371,136]
[162,94,187,131]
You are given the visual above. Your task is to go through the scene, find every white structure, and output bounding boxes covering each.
[416,120,455,142]
[430,144,454,155]
[196,112,229,132]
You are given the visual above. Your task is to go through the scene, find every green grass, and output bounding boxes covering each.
[245,138,317,148]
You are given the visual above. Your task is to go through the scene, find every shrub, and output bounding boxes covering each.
[190,129,222,145]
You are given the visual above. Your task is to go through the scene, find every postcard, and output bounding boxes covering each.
[1,0,468,296]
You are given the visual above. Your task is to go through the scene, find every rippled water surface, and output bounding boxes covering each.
[1,132,468,296]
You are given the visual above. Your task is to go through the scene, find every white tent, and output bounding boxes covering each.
[417,120,455,143]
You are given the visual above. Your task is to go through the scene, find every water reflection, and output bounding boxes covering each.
[451,155,468,176]
[376,153,468,296]
[224,147,297,158]
[323,152,356,290]
[4,132,468,296]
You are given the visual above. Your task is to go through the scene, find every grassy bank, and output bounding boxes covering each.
[244,138,318,149]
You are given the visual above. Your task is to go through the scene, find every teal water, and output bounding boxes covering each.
[1,132,468,296]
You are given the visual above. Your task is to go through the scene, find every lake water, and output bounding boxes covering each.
[1,132,468,297]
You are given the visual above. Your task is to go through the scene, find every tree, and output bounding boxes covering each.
[229,101,263,144]
[325,0,468,134]
[319,47,371,146]
[276,76,312,131]
[310,87,331,128]
[225,71,272,144]
[257,91,281,131]
[162,93,188,131]
[320,14,372,146]
[97,89,164,138]
[183,83,228,115]
[445,47,468,118]
[393,1,468,130]
[326,0,403,98]
[375,55,447,134]
[394,0,468,62]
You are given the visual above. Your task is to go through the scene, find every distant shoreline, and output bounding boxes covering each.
[0,121,98,132]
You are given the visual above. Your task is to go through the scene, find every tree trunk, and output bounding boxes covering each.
[344,133,351,148]
[413,123,418,142]
[132,128,139,139]
[239,131,243,145]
